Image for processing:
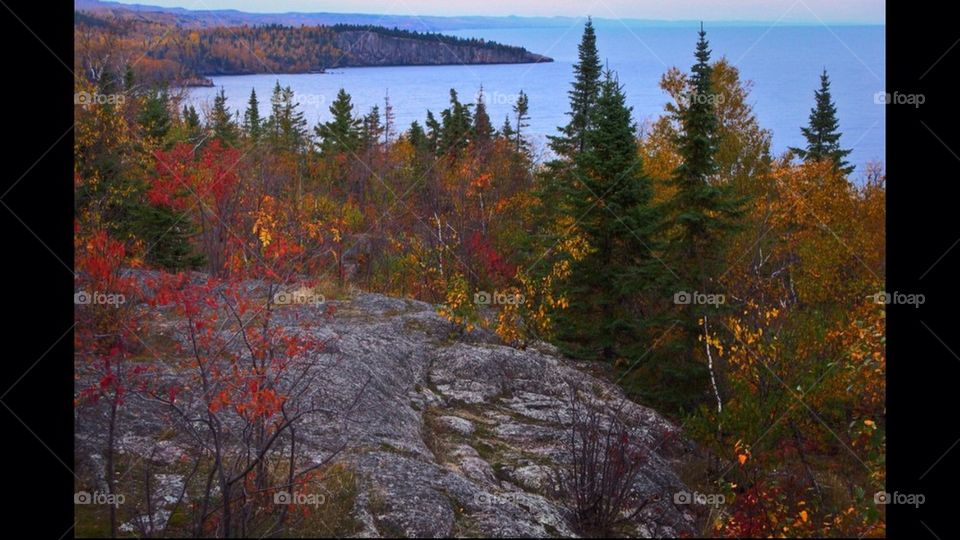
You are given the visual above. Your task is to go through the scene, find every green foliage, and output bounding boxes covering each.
[554,70,667,363]
[315,88,362,156]
[789,69,854,175]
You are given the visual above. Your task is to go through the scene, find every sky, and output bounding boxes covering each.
[112,0,886,24]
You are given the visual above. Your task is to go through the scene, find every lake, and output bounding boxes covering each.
[187,23,884,176]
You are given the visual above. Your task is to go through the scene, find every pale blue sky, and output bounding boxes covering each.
[114,0,885,24]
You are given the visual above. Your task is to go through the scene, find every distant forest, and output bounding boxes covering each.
[75,11,540,85]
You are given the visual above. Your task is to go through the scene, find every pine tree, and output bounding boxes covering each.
[548,17,602,158]
[499,115,515,142]
[138,88,171,143]
[362,105,384,149]
[655,24,747,412]
[425,111,441,155]
[555,70,665,363]
[243,87,262,141]
[439,89,474,154]
[180,104,202,145]
[473,86,494,145]
[789,69,854,175]
[383,90,396,145]
[130,204,205,271]
[513,90,531,154]
[209,88,238,146]
[408,120,430,154]
[315,88,362,156]
[267,86,308,152]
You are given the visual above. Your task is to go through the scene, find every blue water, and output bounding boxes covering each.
[188,23,884,176]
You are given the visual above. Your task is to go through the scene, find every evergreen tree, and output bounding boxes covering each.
[473,86,494,144]
[383,90,396,144]
[656,24,747,412]
[243,87,262,141]
[425,110,441,154]
[548,17,602,158]
[408,120,430,154]
[209,88,238,146]
[130,204,205,271]
[512,90,531,154]
[267,81,285,144]
[438,89,474,154]
[315,88,362,156]
[362,105,384,149]
[180,104,203,145]
[555,70,665,363]
[267,85,308,152]
[789,69,854,175]
[499,115,515,142]
[138,88,171,143]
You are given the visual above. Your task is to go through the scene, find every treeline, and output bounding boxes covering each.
[74,11,544,86]
[74,19,884,538]
[329,23,531,54]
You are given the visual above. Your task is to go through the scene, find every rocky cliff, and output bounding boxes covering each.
[74,277,698,537]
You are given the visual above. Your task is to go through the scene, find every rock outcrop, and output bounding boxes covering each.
[75,283,698,537]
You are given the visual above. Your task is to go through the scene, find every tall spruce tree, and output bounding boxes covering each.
[536,19,605,234]
[209,88,238,146]
[555,70,665,363]
[549,17,602,158]
[513,91,531,155]
[654,24,746,413]
[315,88,362,156]
[243,87,262,141]
[473,86,494,145]
[789,69,854,175]
[438,89,474,154]
[138,88,171,143]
